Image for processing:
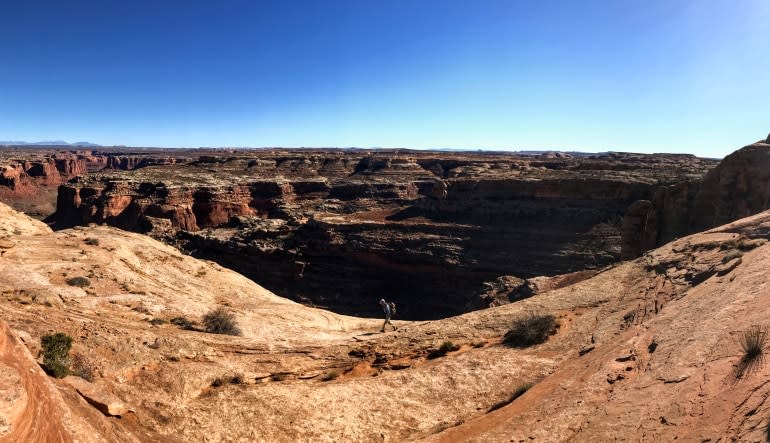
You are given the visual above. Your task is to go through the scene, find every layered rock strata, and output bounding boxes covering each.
[0,147,195,218]
[53,150,716,318]
[621,139,770,258]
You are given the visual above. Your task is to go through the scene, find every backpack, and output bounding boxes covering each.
[389,302,397,317]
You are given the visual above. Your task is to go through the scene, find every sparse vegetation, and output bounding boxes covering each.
[230,374,244,385]
[41,333,73,378]
[722,250,744,263]
[133,303,151,314]
[503,312,559,348]
[149,318,167,326]
[170,316,195,330]
[719,237,766,252]
[210,374,244,387]
[427,341,460,359]
[321,370,341,381]
[271,372,290,381]
[66,276,91,287]
[83,237,100,246]
[202,307,242,336]
[71,352,96,382]
[734,325,768,379]
[488,382,534,412]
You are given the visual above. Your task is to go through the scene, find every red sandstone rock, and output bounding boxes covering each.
[51,150,716,319]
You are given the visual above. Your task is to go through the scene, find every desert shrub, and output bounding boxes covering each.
[229,374,244,385]
[83,237,100,246]
[488,382,534,412]
[202,307,241,336]
[149,318,166,326]
[211,374,244,388]
[321,370,341,381]
[738,238,766,251]
[170,316,195,330]
[719,237,766,252]
[41,333,73,378]
[132,303,151,314]
[503,312,559,348]
[719,239,738,250]
[427,341,460,359]
[70,352,96,382]
[722,250,744,263]
[735,325,768,379]
[271,373,290,381]
[66,276,91,287]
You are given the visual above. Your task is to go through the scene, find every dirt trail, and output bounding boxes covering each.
[0,320,73,443]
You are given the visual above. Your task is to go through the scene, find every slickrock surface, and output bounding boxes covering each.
[51,150,716,318]
[3,196,770,441]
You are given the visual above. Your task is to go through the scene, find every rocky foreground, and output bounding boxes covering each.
[3,191,770,441]
[50,148,719,318]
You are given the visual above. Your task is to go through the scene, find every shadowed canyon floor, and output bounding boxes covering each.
[3,195,770,441]
[45,148,720,318]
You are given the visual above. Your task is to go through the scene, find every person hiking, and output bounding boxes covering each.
[379,298,397,332]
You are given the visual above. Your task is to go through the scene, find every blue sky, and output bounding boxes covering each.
[0,0,768,156]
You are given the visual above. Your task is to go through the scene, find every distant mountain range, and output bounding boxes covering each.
[0,141,101,147]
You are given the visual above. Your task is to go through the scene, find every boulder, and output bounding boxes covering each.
[64,377,129,417]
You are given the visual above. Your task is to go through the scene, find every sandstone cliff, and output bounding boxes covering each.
[52,150,716,318]
[622,139,770,259]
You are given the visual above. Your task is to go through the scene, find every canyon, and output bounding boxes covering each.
[6,140,770,320]
[48,148,718,319]
[3,186,770,441]
[1,138,770,441]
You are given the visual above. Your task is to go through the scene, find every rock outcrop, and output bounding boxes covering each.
[621,139,770,258]
[52,150,716,318]
[0,147,197,219]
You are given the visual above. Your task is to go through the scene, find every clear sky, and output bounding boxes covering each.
[0,1,768,156]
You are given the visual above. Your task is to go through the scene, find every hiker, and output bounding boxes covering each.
[379,298,397,332]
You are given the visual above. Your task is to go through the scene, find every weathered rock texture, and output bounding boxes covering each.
[0,147,194,218]
[52,150,716,318]
[621,139,770,259]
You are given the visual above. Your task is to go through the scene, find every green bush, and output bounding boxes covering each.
[202,307,242,336]
[503,312,559,348]
[41,333,73,378]
[66,276,91,287]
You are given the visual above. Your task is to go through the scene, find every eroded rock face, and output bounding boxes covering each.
[621,140,770,258]
[52,150,716,318]
[0,147,196,219]
[692,142,770,231]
